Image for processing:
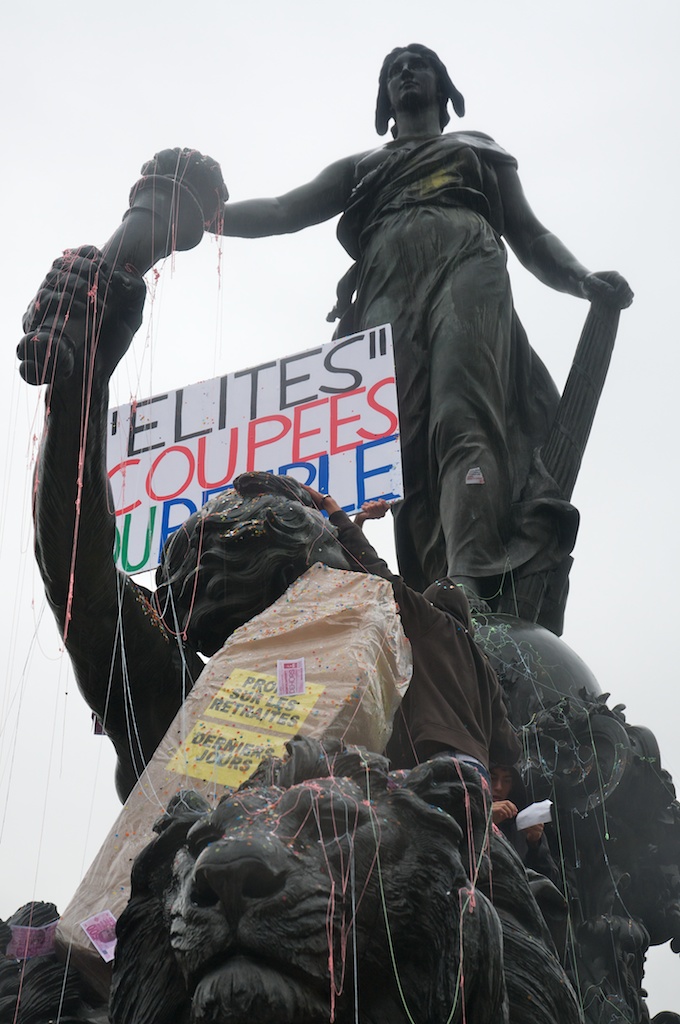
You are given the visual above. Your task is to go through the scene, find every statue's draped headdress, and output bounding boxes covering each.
[375,44,465,137]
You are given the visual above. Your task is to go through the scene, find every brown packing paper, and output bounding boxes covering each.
[55,563,412,997]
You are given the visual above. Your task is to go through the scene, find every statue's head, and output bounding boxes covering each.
[154,473,349,657]
[375,44,465,137]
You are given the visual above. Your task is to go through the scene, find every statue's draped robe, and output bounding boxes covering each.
[333,132,578,602]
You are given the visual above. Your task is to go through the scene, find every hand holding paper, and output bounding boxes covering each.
[515,799,552,831]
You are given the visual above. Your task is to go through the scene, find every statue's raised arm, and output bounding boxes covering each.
[217,152,360,238]
[17,150,226,800]
[18,249,204,800]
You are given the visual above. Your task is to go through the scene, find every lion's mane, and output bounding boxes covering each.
[154,473,332,656]
[110,739,581,1024]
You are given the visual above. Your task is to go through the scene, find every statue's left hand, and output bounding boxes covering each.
[18,247,146,387]
[581,270,634,310]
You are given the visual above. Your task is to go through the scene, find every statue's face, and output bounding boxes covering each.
[386,49,439,117]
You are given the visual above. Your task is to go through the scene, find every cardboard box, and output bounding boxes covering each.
[55,563,411,996]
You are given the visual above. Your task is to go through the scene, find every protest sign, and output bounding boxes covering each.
[107,325,402,573]
[165,668,326,790]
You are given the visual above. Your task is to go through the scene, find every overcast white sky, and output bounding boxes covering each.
[1,0,678,1013]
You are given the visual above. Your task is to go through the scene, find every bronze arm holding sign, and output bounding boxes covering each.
[18,151,225,799]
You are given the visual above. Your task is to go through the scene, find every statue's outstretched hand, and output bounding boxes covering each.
[581,270,634,310]
[139,147,228,232]
[18,246,146,387]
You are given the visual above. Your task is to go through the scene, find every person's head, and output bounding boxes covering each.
[422,578,473,631]
[154,472,350,657]
[490,765,514,802]
[375,44,465,138]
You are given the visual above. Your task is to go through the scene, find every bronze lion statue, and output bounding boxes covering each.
[110,739,582,1024]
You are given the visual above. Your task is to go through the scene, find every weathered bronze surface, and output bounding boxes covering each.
[15,48,679,1024]
[218,44,633,631]
[109,740,582,1024]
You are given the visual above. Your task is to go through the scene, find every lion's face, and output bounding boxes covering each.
[167,778,380,1024]
[111,747,509,1024]
[164,772,475,1024]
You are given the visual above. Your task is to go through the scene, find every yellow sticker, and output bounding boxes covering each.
[167,668,325,789]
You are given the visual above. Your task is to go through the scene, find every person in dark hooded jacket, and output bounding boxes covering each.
[491,764,562,887]
[303,489,520,780]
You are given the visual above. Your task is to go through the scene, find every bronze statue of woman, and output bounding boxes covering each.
[216,44,632,610]
[16,46,633,796]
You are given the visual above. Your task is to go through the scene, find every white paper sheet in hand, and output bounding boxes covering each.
[515,799,553,830]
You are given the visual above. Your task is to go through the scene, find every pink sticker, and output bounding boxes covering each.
[277,658,306,696]
[465,467,485,484]
[6,920,58,959]
[80,910,117,963]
